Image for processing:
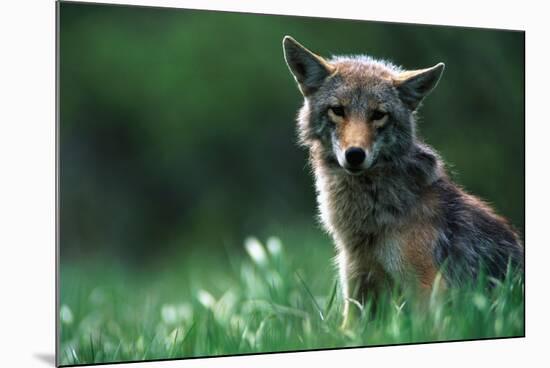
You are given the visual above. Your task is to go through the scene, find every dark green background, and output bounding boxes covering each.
[59,2,524,264]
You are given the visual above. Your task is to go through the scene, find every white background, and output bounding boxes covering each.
[0,0,548,367]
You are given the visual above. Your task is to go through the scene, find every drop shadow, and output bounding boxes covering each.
[34,353,56,366]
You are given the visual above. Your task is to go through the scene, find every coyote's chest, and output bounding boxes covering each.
[315,168,410,236]
[314,168,416,277]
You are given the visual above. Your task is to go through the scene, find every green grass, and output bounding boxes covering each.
[59,235,524,366]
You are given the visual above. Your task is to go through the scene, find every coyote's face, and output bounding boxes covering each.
[283,36,444,175]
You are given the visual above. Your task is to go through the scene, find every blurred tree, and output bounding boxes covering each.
[59,3,524,262]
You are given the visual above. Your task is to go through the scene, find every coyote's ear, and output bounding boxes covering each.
[283,36,335,96]
[394,63,445,110]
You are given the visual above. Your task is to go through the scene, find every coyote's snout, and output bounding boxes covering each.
[331,108,387,174]
[282,36,523,328]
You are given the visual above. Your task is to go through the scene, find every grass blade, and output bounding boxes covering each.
[324,279,338,317]
[296,272,324,321]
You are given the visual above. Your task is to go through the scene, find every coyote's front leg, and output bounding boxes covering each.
[337,249,362,330]
[338,247,386,329]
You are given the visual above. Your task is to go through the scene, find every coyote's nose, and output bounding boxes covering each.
[345,147,366,167]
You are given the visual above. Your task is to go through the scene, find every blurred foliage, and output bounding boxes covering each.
[59,237,524,365]
[59,2,524,262]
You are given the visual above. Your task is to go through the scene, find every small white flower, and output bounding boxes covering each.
[197,289,216,309]
[245,237,268,267]
[266,236,282,256]
[161,304,178,325]
[473,293,488,310]
[60,304,73,325]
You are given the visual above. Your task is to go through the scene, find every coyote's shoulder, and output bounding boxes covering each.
[282,36,523,326]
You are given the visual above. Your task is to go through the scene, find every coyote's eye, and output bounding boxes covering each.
[329,106,345,118]
[371,110,387,121]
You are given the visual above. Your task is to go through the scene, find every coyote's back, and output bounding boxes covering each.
[282,36,523,326]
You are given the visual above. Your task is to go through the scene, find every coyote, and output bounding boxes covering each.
[282,36,523,327]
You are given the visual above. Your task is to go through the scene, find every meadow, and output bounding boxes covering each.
[58,3,525,366]
[59,233,524,366]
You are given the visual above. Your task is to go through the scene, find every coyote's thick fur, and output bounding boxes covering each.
[282,36,523,327]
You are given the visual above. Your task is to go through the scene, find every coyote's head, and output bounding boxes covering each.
[283,36,444,175]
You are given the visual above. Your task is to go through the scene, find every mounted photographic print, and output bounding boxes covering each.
[57,1,525,366]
